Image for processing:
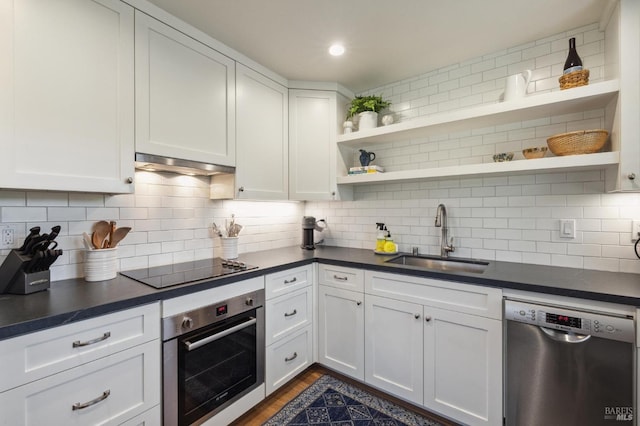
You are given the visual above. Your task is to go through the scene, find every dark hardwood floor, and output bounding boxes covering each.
[230,364,460,426]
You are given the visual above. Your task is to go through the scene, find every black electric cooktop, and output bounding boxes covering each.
[119,258,258,289]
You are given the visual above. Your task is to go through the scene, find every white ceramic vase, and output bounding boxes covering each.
[358,111,378,130]
[221,236,239,259]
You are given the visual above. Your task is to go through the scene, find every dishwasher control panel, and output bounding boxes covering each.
[505,299,635,343]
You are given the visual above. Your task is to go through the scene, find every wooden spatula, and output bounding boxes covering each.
[109,227,131,248]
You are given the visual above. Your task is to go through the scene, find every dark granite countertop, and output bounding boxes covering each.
[1,245,639,341]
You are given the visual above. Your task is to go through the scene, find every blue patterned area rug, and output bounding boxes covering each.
[262,375,444,426]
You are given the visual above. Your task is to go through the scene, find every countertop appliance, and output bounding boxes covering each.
[163,289,264,426]
[119,258,257,288]
[504,298,635,426]
[301,216,326,250]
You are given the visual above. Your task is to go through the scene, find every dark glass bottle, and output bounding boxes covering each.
[563,37,583,74]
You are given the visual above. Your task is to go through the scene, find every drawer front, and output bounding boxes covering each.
[265,265,312,300]
[265,325,312,396]
[119,405,161,426]
[365,271,503,320]
[265,286,312,346]
[318,264,364,291]
[0,302,160,393]
[0,340,161,426]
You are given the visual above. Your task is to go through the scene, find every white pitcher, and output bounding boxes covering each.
[504,70,532,101]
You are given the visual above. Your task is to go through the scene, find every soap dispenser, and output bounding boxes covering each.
[375,223,386,252]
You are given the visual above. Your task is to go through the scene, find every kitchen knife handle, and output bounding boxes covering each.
[72,331,111,348]
[72,389,110,411]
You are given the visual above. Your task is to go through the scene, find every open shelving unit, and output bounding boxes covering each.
[336,80,621,185]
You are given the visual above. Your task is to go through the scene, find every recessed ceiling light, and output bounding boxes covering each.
[329,43,345,56]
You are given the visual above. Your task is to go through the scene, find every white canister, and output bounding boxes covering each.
[221,237,239,259]
[358,111,378,129]
[84,248,118,282]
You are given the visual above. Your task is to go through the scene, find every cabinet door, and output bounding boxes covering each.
[0,0,135,193]
[364,294,423,405]
[615,0,640,191]
[318,285,364,380]
[235,63,288,199]
[289,89,352,201]
[423,306,502,426]
[135,11,235,167]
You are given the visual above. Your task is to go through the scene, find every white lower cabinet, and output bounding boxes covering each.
[264,265,314,395]
[423,306,502,426]
[265,325,313,396]
[363,271,503,426]
[318,285,365,380]
[0,340,160,426]
[364,294,424,405]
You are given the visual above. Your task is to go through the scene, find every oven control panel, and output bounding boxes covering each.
[505,299,635,343]
[163,289,265,340]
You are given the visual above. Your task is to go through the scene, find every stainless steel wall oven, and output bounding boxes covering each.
[162,289,265,426]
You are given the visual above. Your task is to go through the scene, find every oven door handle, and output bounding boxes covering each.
[184,317,257,351]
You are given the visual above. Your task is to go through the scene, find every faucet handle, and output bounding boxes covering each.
[446,237,455,253]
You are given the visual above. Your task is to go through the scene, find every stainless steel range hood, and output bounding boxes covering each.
[134,153,235,176]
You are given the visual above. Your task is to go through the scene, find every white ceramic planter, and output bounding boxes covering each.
[358,111,378,129]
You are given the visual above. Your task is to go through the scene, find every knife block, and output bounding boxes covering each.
[0,250,50,294]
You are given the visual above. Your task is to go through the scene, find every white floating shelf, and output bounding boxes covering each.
[336,152,620,185]
[337,80,620,147]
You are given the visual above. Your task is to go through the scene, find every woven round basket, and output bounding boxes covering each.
[546,129,608,156]
[559,69,589,90]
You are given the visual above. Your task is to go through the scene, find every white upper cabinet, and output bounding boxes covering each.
[135,11,236,167]
[234,63,288,200]
[289,89,352,201]
[0,0,135,193]
[606,0,640,191]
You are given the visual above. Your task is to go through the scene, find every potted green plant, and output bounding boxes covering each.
[347,95,391,130]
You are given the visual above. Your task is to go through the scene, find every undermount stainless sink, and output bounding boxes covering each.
[385,254,489,274]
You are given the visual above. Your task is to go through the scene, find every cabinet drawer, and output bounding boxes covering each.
[265,286,312,346]
[265,265,312,300]
[0,302,160,392]
[119,405,161,426]
[265,325,312,396]
[0,340,161,426]
[365,271,502,320]
[318,264,364,291]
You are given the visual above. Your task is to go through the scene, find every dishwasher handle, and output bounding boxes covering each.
[540,326,591,343]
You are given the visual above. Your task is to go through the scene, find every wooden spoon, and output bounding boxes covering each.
[92,221,111,249]
[109,227,131,248]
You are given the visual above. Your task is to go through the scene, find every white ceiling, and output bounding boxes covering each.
[146,0,610,93]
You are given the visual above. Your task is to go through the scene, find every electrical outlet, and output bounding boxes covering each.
[0,225,15,249]
[632,220,640,242]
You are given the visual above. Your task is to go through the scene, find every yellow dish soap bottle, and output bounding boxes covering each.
[375,223,386,252]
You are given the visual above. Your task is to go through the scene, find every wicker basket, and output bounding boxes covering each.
[559,69,589,90]
[546,129,608,156]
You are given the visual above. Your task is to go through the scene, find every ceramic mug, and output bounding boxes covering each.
[504,70,532,101]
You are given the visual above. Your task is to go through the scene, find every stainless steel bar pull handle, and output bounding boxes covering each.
[285,352,298,362]
[184,317,257,351]
[72,389,110,410]
[284,309,297,317]
[72,331,111,348]
[333,275,347,281]
[284,277,297,284]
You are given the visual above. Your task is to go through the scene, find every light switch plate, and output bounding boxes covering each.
[632,220,640,242]
[559,219,576,239]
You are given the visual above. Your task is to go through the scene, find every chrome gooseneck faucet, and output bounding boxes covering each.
[435,203,455,258]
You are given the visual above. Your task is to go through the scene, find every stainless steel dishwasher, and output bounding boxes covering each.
[505,298,635,426]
